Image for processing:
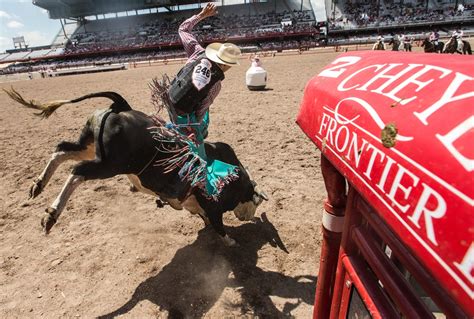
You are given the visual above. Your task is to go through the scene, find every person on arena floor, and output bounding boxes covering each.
[249,53,263,67]
[398,33,406,51]
[372,35,385,50]
[452,28,464,52]
[150,3,242,199]
[429,29,440,46]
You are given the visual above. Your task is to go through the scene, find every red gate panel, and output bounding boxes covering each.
[297,51,473,316]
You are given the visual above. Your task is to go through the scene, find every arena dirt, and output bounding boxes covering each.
[1,50,354,318]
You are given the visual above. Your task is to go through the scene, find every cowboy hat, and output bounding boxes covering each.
[205,42,241,66]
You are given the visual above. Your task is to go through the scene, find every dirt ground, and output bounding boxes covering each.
[0,46,433,318]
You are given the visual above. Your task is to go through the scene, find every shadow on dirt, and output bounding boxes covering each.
[98,213,316,318]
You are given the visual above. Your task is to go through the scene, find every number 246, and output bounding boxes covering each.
[195,65,210,77]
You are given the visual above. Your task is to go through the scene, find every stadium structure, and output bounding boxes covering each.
[0,0,473,75]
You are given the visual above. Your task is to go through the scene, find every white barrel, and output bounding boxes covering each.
[246,65,267,91]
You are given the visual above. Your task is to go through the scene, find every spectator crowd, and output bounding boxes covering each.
[63,9,319,55]
[329,0,473,29]
[1,1,472,76]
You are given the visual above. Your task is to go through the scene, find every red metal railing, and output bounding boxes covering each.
[314,156,469,319]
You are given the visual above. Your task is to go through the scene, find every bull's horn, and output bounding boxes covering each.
[244,166,269,201]
[258,190,269,201]
[244,168,258,187]
[244,166,255,183]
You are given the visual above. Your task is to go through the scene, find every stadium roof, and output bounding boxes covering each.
[33,0,208,19]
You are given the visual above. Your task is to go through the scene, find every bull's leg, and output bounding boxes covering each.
[208,212,237,247]
[42,159,118,234]
[30,142,94,198]
[198,213,211,226]
[42,174,84,233]
[126,174,156,196]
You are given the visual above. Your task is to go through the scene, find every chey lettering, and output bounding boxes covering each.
[318,56,474,173]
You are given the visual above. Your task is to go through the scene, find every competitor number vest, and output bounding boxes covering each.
[168,53,225,114]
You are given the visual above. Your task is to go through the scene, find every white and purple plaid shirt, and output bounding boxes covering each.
[179,14,221,121]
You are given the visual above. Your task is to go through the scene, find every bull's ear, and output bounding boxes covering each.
[253,190,268,205]
[253,194,263,206]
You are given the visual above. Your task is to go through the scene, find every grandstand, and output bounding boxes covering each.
[1,0,473,75]
[328,0,474,36]
[1,1,319,67]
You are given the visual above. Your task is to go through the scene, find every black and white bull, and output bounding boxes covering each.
[5,88,268,246]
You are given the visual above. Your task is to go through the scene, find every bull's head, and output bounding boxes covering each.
[233,168,268,221]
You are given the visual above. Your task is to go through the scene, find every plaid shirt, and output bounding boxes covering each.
[179,14,221,121]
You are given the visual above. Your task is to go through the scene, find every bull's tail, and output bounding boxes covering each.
[4,87,132,119]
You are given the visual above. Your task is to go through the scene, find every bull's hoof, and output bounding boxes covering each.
[41,208,57,234]
[156,199,165,208]
[29,179,42,199]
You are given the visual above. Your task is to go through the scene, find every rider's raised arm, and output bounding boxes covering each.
[178,3,217,61]
[178,15,204,60]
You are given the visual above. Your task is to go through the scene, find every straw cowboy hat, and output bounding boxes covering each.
[205,42,241,66]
